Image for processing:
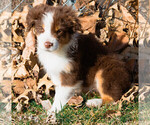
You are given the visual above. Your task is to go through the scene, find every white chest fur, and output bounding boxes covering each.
[37,49,71,86]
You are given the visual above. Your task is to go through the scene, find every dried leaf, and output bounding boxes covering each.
[108,31,129,53]
[32,64,40,79]
[19,6,29,27]
[37,74,54,95]
[22,30,36,60]
[12,28,24,42]
[139,86,150,101]
[0,65,7,81]
[33,0,47,7]
[13,80,25,95]
[15,63,29,78]
[0,12,11,42]
[3,66,18,79]
[120,5,135,24]
[79,12,99,33]
[13,89,36,103]
[16,102,23,112]
[68,96,83,107]
[25,77,37,91]
[105,110,121,118]
[0,11,11,24]
[1,94,12,103]
[41,99,52,111]
[119,85,138,109]
[5,101,12,112]
[1,80,11,95]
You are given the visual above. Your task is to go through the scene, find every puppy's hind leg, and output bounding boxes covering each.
[95,70,114,105]
[86,98,103,108]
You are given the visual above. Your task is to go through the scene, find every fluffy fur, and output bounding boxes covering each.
[26,4,131,120]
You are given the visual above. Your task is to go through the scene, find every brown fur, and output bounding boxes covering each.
[95,56,131,101]
[61,33,131,101]
[26,5,131,102]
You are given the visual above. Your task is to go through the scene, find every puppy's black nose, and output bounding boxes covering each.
[44,41,53,48]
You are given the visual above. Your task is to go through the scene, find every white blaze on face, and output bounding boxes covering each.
[37,12,59,52]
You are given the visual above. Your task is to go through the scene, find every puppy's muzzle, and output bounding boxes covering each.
[44,41,53,48]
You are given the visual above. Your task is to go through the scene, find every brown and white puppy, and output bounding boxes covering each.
[26,4,131,119]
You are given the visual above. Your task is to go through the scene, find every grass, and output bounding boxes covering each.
[139,95,150,124]
[11,93,139,125]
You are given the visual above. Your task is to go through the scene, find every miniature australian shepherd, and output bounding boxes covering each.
[26,4,131,121]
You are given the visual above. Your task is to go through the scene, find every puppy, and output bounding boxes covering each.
[26,4,131,120]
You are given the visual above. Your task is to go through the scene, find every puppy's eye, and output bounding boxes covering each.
[40,26,44,32]
[56,29,63,35]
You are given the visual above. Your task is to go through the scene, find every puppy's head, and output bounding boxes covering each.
[26,4,81,52]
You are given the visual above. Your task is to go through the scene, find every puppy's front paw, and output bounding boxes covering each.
[46,110,57,124]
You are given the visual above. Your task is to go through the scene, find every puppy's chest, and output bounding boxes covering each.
[38,50,72,83]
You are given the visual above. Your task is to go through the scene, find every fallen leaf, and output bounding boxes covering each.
[119,84,138,109]
[68,95,83,107]
[12,80,25,95]
[37,74,54,95]
[3,66,18,79]
[1,80,11,95]
[139,86,150,101]
[32,64,40,79]
[33,0,47,7]
[120,5,135,24]
[41,99,52,111]
[19,6,29,27]
[12,28,24,43]
[0,65,7,80]
[107,31,129,53]
[25,77,37,91]
[13,89,36,103]
[0,12,11,42]
[4,101,12,112]
[14,63,29,78]
[1,94,12,103]
[105,110,121,118]
[0,11,11,24]
[22,30,36,60]
[16,102,23,112]
[0,47,10,56]
[114,111,121,117]
[79,12,99,33]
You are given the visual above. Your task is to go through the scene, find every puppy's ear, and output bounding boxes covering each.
[67,7,82,32]
[26,4,49,32]
[56,6,82,33]
[72,17,82,32]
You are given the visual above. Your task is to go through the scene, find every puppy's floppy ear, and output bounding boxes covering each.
[56,6,82,33]
[26,4,49,32]
[72,17,82,32]
[67,7,82,32]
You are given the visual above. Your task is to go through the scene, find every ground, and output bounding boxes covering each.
[11,93,138,125]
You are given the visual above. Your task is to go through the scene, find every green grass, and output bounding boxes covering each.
[139,95,150,124]
[11,94,139,125]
